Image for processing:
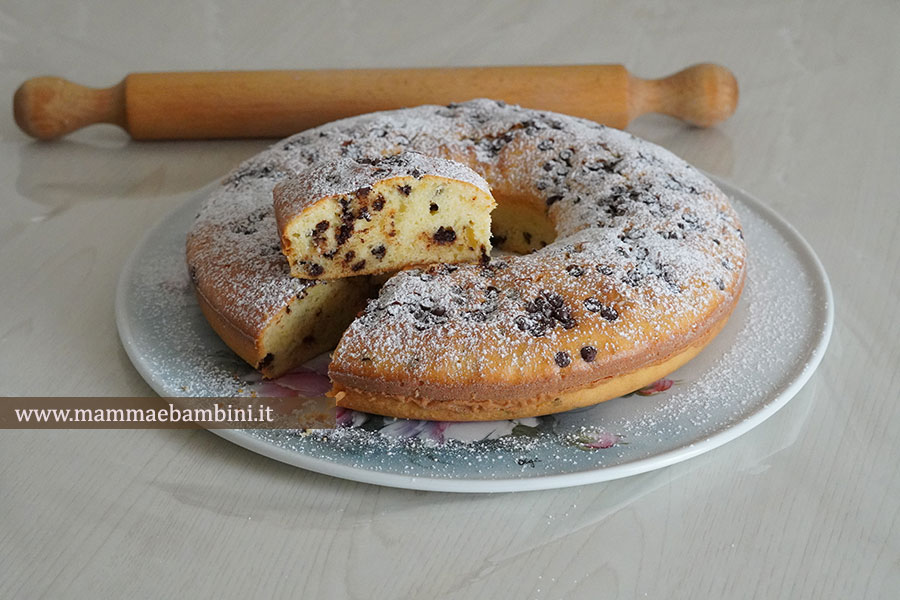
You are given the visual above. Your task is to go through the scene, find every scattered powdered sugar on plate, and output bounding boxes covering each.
[118,169,831,489]
[590,213,815,449]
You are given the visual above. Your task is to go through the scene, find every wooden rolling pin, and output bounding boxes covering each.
[13,63,737,141]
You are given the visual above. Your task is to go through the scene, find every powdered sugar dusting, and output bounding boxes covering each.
[187,99,745,389]
[274,151,490,221]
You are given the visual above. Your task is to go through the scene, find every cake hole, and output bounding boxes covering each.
[488,192,558,255]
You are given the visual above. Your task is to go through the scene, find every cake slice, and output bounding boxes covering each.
[273,152,496,279]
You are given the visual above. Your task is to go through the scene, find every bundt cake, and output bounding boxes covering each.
[185,99,746,419]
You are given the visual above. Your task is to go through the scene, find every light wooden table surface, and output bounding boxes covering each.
[2,1,898,598]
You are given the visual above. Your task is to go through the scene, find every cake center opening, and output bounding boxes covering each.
[488,192,558,254]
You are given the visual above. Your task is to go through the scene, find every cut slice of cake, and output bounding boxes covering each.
[273,152,496,279]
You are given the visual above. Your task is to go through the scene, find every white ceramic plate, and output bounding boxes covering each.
[116,176,833,493]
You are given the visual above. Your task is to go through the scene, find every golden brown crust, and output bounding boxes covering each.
[193,283,266,370]
[331,296,736,421]
[330,271,743,420]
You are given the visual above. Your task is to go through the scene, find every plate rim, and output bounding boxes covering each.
[115,175,834,493]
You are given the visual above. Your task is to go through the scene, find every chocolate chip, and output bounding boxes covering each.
[306,263,324,276]
[351,260,367,272]
[523,232,532,244]
[515,315,547,338]
[430,202,439,213]
[490,234,507,247]
[467,310,487,322]
[479,262,500,277]
[314,220,329,233]
[661,267,679,290]
[584,298,601,311]
[433,226,457,244]
[543,290,564,309]
[518,290,576,336]
[410,301,449,328]
[555,351,571,367]
[580,346,597,362]
[397,184,412,196]
[344,250,356,261]
[336,224,353,245]
[356,186,371,199]
[226,163,284,187]
[600,305,618,321]
[371,245,386,259]
[257,353,274,370]
[566,265,584,277]
[623,270,643,287]
[372,196,385,211]
[231,224,257,235]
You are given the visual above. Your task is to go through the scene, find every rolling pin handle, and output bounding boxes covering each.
[630,63,739,127]
[13,76,126,140]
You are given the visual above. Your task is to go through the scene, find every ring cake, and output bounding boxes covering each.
[186,99,746,420]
